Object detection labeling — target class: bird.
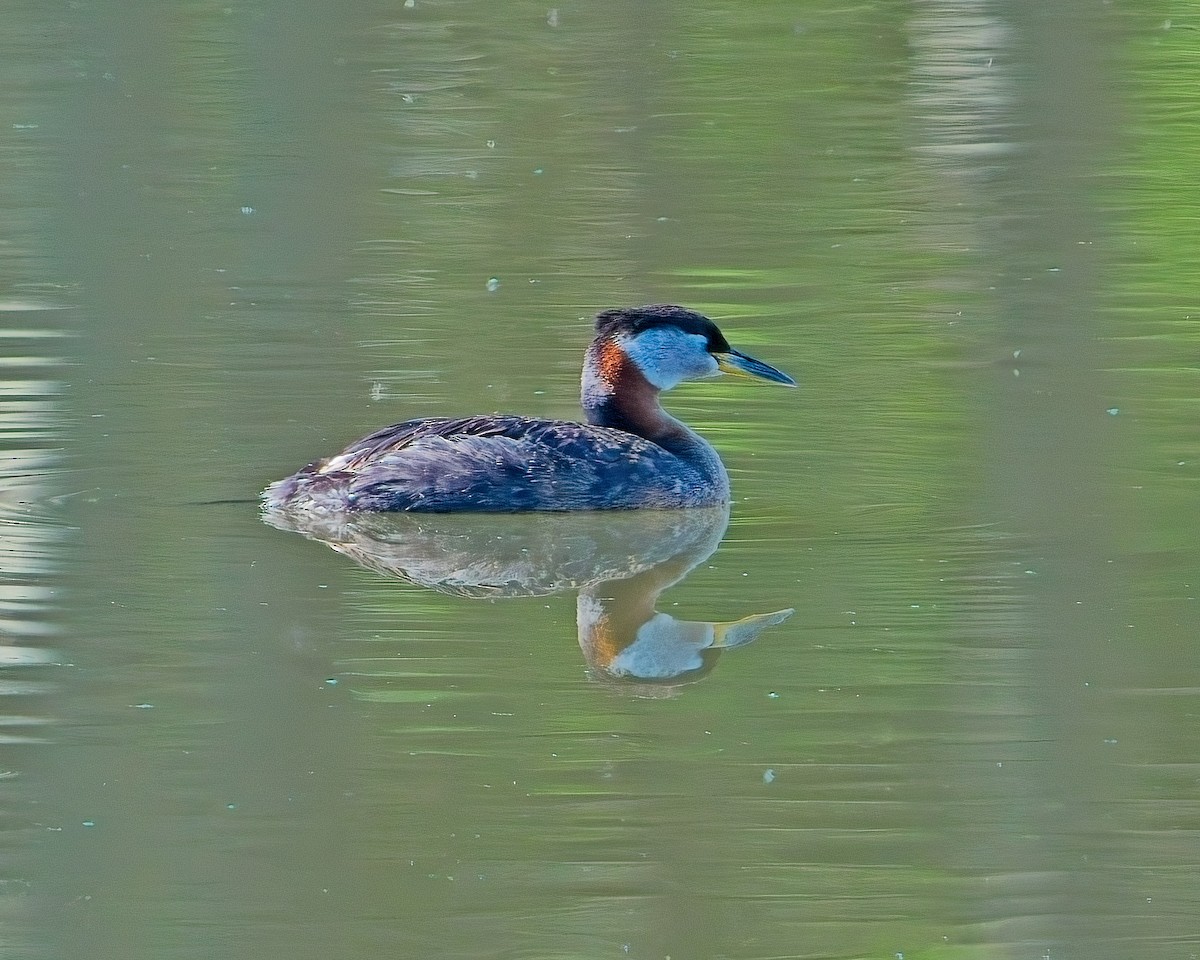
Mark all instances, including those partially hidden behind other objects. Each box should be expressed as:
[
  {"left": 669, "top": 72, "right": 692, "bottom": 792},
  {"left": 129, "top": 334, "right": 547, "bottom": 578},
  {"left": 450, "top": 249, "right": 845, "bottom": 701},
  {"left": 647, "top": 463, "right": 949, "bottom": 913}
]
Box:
[{"left": 262, "top": 304, "right": 795, "bottom": 513}]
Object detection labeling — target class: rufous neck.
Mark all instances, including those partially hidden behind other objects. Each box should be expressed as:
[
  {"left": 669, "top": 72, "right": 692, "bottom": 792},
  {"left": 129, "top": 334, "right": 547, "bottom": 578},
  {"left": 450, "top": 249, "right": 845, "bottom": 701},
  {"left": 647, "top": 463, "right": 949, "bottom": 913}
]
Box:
[{"left": 581, "top": 336, "right": 683, "bottom": 445}]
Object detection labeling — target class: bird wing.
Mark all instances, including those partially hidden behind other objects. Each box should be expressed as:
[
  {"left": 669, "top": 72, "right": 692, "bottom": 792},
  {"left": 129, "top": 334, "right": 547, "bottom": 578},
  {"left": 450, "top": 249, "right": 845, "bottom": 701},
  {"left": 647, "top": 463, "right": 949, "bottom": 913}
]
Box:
[{"left": 313, "top": 416, "right": 697, "bottom": 511}]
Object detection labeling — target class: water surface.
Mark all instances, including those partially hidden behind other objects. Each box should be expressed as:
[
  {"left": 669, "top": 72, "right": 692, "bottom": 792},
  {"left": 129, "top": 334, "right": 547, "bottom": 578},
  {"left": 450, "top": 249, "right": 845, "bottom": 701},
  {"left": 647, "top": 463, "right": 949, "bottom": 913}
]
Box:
[{"left": 1, "top": 2, "right": 1197, "bottom": 959}]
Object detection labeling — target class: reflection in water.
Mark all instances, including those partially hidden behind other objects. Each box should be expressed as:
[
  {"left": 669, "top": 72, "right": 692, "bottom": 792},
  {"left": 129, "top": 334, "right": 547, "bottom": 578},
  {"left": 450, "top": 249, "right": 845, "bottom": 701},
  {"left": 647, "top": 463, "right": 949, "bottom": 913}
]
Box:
[
  {"left": 263, "top": 505, "right": 792, "bottom": 690},
  {"left": 906, "top": 2, "right": 1014, "bottom": 171},
  {"left": 0, "top": 319, "right": 67, "bottom": 951},
  {"left": 0, "top": 323, "right": 68, "bottom": 739}
]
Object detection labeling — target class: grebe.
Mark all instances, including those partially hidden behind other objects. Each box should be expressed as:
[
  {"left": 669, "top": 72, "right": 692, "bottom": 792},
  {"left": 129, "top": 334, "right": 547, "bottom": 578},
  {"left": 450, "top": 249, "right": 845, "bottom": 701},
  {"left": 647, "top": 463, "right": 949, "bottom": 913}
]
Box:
[{"left": 263, "top": 304, "right": 795, "bottom": 513}]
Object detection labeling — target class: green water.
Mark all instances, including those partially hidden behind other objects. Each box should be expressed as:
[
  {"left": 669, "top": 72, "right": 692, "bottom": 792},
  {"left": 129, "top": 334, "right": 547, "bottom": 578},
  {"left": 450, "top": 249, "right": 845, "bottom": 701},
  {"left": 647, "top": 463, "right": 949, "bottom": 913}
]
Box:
[{"left": 1, "top": 1, "right": 1197, "bottom": 958}]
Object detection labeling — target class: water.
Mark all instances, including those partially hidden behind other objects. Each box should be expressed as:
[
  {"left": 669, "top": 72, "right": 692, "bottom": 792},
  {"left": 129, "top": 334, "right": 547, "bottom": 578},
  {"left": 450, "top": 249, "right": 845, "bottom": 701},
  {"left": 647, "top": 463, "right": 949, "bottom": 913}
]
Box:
[{"left": 2, "top": 1, "right": 1197, "bottom": 958}]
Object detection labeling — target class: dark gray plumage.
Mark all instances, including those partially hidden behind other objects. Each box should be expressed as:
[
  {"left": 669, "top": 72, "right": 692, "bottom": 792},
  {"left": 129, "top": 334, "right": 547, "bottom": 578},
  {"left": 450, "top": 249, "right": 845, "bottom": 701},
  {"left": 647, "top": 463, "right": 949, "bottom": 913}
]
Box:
[{"left": 265, "top": 415, "right": 718, "bottom": 512}]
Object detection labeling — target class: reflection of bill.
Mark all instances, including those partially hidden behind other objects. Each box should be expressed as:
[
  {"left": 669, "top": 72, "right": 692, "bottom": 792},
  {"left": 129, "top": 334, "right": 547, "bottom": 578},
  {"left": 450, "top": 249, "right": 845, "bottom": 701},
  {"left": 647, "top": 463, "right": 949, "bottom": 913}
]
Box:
[
  {"left": 263, "top": 505, "right": 792, "bottom": 690},
  {"left": 579, "top": 595, "right": 792, "bottom": 687}
]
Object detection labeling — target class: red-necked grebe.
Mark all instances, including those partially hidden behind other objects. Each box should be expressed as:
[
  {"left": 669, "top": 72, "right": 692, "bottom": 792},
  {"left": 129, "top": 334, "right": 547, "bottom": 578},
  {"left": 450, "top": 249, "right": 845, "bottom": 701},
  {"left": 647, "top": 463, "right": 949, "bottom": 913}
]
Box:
[{"left": 263, "top": 304, "right": 795, "bottom": 512}]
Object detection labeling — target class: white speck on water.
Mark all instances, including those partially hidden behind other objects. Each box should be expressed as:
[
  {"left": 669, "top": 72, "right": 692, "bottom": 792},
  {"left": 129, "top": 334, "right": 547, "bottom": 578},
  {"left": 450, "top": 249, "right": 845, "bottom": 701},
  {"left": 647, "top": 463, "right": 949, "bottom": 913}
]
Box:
[
  {"left": 404, "top": 0, "right": 414, "bottom": 7},
  {"left": 82, "top": 820, "right": 95, "bottom": 828},
  {"left": 486, "top": 139, "right": 495, "bottom": 149},
  {"left": 1106, "top": 407, "right": 1119, "bottom": 416},
  {"left": 1103, "top": 738, "right": 1118, "bottom": 745},
  {"left": 763, "top": 768, "right": 776, "bottom": 784},
  {"left": 1012, "top": 349, "right": 1021, "bottom": 359},
  {"left": 240, "top": 205, "right": 254, "bottom": 215},
  {"left": 767, "top": 691, "right": 779, "bottom": 699},
  {"left": 324, "top": 678, "right": 337, "bottom": 686},
  {"left": 131, "top": 703, "right": 154, "bottom": 709},
  {"left": 485, "top": 277, "right": 500, "bottom": 292},
  {"left": 547, "top": 8, "right": 559, "bottom": 27}
]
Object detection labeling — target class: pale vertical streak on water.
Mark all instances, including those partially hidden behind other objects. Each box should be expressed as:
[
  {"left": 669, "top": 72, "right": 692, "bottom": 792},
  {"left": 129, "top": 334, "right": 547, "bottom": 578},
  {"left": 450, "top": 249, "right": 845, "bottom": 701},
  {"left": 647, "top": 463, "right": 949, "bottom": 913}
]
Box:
[
  {"left": 904, "top": 3, "right": 1047, "bottom": 951},
  {"left": 909, "top": 2, "right": 1194, "bottom": 957}
]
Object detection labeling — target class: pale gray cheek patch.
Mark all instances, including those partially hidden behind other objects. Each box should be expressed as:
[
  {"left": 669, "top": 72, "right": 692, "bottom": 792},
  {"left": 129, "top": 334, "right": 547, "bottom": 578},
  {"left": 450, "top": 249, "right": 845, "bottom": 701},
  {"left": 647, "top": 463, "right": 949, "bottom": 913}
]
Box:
[{"left": 619, "top": 330, "right": 718, "bottom": 390}]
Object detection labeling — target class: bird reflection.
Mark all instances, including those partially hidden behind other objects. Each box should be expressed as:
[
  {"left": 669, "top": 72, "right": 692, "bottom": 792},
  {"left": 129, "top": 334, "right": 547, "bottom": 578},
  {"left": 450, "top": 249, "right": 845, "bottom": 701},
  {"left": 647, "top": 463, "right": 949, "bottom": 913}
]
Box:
[{"left": 263, "top": 505, "right": 792, "bottom": 690}]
